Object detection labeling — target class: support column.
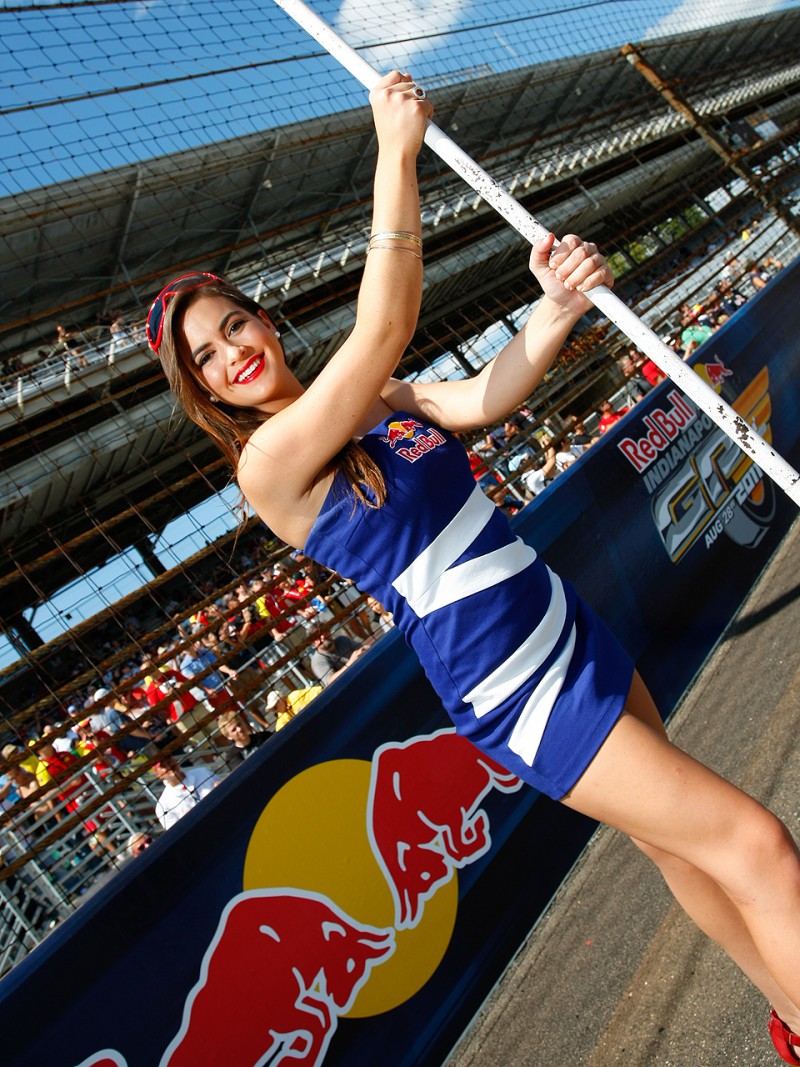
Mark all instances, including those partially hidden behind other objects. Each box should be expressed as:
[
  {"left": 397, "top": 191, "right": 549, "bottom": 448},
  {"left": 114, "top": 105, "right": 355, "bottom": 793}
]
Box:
[
  {"left": 452, "top": 347, "right": 480, "bottom": 378},
  {"left": 138, "top": 538, "right": 167, "bottom": 578},
  {"left": 4, "top": 613, "right": 44, "bottom": 655},
  {"left": 621, "top": 43, "right": 800, "bottom": 238},
  {"left": 688, "top": 193, "right": 726, "bottom": 232}
]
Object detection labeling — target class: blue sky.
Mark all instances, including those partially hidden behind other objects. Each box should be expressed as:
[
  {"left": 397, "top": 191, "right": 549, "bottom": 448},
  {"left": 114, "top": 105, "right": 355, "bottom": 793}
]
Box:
[
  {"left": 2, "top": 0, "right": 797, "bottom": 196},
  {"left": 1, "top": 0, "right": 798, "bottom": 667}
]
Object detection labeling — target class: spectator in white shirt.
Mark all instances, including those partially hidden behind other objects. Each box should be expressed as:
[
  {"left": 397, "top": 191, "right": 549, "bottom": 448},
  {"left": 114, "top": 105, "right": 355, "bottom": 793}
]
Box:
[{"left": 152, "top": 756, "right": 220, "bottom": 831}]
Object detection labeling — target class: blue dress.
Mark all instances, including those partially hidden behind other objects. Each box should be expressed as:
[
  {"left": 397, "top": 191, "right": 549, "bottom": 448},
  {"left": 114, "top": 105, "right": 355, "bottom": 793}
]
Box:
[{"left": 304, "top": 412, "right": 633, "bottom": 799}]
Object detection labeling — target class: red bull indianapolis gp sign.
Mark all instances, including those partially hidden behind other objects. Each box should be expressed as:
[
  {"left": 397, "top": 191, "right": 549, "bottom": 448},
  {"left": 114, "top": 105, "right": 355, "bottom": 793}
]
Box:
[{"left": 616, "top": 363, "right": 776, "bottom": 562}]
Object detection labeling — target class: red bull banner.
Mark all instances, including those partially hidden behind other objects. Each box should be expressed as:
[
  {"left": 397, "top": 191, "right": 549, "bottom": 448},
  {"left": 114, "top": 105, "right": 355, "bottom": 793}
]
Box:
[
  {"left": 515, "top": 259, "right": 800, "bottom": 711},
  {"left": 2, "top": 261, "right": 800, "bottom": 1067},
  {"left": 0, "top": 659, "right": 587, "bottom": 1067}
]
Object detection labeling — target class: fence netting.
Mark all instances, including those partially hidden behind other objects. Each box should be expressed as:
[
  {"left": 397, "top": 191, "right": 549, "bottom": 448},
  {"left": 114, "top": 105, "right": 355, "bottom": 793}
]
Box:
[{"left": 1, "top": 0, "right": 800, "bottom": 975}]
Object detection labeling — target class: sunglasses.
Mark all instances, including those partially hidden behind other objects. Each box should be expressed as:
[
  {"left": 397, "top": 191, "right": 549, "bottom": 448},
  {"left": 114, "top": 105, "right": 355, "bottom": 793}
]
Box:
[{"left": 145, "top": 272, "right": 223, "bottom": 355}]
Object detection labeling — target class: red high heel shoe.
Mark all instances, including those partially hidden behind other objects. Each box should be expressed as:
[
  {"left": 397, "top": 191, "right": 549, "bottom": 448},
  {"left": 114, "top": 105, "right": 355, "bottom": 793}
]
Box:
[{"left": 769, "top": 1010, "right": 800, "bottom": 1065}]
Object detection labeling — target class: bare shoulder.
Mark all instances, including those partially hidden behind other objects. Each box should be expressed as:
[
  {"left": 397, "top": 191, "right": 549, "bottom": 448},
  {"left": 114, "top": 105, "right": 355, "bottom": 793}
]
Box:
[
  {"left": 237, "top": 431, "right": 333, "bottom": 550},
  {"left": 236, "top": 408, "right": 312, "bottom": 520},
  {"left": 237, "top": 432, "right": 282, "bottom": 501}
]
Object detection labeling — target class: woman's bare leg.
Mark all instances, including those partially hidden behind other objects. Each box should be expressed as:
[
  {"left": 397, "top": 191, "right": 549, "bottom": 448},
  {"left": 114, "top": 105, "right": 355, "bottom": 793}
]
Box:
[
  {"left": 636, "top": 844, "right": 800, "bottom": 1025},
  {"left": 561, "top": 670, "right": 800, "bottom": 1033}
]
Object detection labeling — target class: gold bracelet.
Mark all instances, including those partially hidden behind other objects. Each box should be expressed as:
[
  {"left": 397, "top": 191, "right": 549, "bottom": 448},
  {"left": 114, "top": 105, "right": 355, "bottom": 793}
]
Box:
[
  {"left": 368, "top": 230, "right": 422, "bottom": 248},
  {"left": 367, "top": 245, "right": 423, "bottom": 260}
]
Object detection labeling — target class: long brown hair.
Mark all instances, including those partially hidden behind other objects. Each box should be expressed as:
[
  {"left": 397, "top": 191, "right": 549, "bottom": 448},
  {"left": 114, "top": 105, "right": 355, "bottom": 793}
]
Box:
[{"left": 156, "top": 279, "right": 386, "bottom": 508}]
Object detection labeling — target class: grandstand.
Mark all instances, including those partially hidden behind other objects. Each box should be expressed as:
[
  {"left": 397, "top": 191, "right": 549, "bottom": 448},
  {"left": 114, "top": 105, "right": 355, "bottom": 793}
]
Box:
[{"left": 1, "top": 0, "right": 800, "bottom": 975}]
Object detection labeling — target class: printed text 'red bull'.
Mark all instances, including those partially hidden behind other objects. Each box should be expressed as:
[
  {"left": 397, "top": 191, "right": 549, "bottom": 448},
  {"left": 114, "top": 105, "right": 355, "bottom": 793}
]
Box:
[
  {"left": 395, "top": 427, "right": 447, "bottom": 464},
  {"left": 616, "top": 391, "right": 696, "bottom": 473}
]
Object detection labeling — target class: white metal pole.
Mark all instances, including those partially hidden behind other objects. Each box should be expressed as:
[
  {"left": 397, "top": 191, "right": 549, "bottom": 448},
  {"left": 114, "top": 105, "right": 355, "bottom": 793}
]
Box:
[{"left": 271, "top": 0, "right": 800, "bottom": 507}]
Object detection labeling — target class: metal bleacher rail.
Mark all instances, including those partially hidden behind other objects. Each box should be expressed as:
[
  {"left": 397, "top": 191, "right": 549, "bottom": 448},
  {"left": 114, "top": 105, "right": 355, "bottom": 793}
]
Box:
[{"left": 0, "top": 586, "right": 388, "bottom": 979}]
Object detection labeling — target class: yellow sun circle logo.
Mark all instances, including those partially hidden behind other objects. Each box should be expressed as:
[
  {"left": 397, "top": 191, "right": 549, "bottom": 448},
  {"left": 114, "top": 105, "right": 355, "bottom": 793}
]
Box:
[{"left": 243, "top": 758, "right": 459, "bottom": 1016}]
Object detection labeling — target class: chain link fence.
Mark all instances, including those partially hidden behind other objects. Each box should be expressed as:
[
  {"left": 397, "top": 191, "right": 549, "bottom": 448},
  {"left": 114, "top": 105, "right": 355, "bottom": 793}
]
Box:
[{"left": 1, "top": 0, "right": 800, "bottom": 974}]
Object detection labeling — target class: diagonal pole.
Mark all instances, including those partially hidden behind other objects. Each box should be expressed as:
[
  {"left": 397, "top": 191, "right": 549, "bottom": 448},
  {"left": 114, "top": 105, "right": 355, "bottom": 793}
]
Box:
[{"left": 271, "top": 0, "right": 800, "bottom": 506}]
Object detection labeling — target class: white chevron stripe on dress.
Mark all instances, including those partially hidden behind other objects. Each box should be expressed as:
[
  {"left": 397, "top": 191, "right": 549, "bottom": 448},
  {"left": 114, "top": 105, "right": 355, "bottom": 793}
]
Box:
[
  {"left": 508, "top": 623, "right": 577, "bottom": 766},
  {"left": 463, "top": 566, "right": 567, "bottom": 718},
  {"left": 391, "top": 482, "right": 495, "bottom": 610},
  {"left": 405, "top": 538, "right": 536, "bottom": 618}
]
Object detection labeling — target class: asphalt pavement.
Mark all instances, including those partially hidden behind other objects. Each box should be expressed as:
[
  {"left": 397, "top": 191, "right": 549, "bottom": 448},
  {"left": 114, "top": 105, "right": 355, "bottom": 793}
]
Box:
[{"left": 446, "top": 515, "right": 800, "bottom": 1067}]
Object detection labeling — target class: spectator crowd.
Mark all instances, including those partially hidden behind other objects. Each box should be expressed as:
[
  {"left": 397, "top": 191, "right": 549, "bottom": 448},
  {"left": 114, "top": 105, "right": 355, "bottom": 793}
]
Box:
[
  {"left": 0, "top": 238, "right": 786, "bottom": 928},
  {"left": 1, "top": 551, "right": 392, "bottom": 874}
]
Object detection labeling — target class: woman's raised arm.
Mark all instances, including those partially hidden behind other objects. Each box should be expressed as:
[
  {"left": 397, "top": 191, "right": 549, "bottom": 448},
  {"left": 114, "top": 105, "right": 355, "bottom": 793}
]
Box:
[
  {"left": 239, "top": 72, "right": 433, "bottom": 502},
  {"left": 382, "top": 233, "right": 613, "bottom": 431}
]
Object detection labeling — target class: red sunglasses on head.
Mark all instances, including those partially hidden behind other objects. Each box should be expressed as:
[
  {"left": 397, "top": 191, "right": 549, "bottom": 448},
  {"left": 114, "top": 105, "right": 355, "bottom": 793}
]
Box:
[{"left": 146, "top": 272, "right": 224, "bottom": 355}]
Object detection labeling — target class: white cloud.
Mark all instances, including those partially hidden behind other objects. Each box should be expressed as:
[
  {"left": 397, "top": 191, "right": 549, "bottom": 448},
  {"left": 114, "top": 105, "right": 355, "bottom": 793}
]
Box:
[
  {"left": 334, "top": 0, "right": 471, "bottom": 68},
  {"left": 133, "top": 0, "right": 160, "bottom": 20},
  {"left": 645, "top": 0, "right": 785, "bottom": 38}
]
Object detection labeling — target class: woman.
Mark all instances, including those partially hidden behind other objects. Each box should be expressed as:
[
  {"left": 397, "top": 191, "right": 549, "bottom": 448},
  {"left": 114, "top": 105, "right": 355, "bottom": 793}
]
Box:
[{"left": 151, "top": 72, "right": 800, "bottom": 1063}]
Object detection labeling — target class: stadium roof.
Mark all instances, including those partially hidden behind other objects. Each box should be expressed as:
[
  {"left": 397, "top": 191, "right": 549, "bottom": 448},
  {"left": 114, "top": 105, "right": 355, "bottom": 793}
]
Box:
[
  {"left": 2, "top": 9, "right": 800, "bottom": 624},
  {"left": 3, "top": 8, "right": 799, "bottom": 360}
]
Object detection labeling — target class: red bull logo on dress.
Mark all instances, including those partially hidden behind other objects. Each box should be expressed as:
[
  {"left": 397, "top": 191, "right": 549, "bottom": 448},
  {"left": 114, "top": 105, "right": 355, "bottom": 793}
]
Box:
[
  {"left": 75, "top": 728, "right": 521, "bottom": 1067},
  {"left": 616, "top": 365, "right": 776, "bottom": 562},
  {"left": 380, "top": 418, "right": 447, "bottom": 463},
  {"left": 380, "top": 417, "right": 423, "bottom": 447}
]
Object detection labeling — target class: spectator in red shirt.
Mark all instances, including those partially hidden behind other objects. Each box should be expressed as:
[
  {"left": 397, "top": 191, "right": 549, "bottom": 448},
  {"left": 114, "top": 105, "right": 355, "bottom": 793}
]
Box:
[
  {"left": 37, "top": 741, "right": 113, "bottom": 853},
  {"left": 639, "top": 358, "right": 665, "bottom": 387},
  {"left": 253, "top": 577, "right": 308, "bottom": 655},
  {"left": 626, "top": 346, "right": 665, "bottom": 388},
  {"left": 597, "top": 399, "right": 629, "bottom": 434},
  {"left": 272, "top": 562, "right": 333, "bottom": 629},
  {"left": 253, "top": 584, "right": 294, "bottom": 639},
  {"left": 141, "top": 659, "right": 199, "bottom": 725},
  {"left": 141, "top": 658, "right": 216, "bottom": 751},
  {"left": 74, "top": 721, "right": 128, "bottom": 776}
]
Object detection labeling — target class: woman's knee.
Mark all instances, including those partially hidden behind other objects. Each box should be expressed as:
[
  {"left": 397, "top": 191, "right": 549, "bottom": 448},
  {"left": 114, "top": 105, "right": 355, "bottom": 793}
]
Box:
[
  {"left": 737, "top": 803, "right": 795, "bottom": 859},
  {"left": 632, "top": 802, "right": 799, "bottom": 893},
  {"left": 722, "top": 804, "right": 800, "bottom": 900}
]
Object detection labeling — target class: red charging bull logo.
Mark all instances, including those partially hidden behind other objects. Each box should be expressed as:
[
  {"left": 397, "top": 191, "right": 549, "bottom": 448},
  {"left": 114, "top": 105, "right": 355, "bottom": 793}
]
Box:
[
  {"left": 380, "top": 418, "right": 423, "bottom": 447},
  {"left": 76, "top": 728, "right": 523, "bottom": 1067},
  {"left": 703, "top": 355, "right": 734, "bottom": 389},
  {"left": 367, "top": 729, "right": 522, "bottom": 929},
  {"left": 161, "top": 890, "right": 394, "bottom": 1067}
]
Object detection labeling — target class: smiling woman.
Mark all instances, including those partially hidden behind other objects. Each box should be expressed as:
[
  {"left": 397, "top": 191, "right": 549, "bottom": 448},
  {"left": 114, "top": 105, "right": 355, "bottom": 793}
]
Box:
[
  {"left": 152, "top": 277, "right": 288, "bottom": 455},
  {"left": 182, "top": 296, "right": 294, "bottom": 407},
  {"left": 154, "top": 273, "right": 389, "bottom": 519},
  {"left": 149, "top": 69, "right": 800, "bottom": 1065}
]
